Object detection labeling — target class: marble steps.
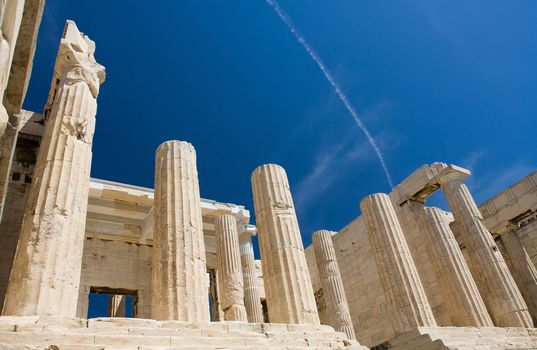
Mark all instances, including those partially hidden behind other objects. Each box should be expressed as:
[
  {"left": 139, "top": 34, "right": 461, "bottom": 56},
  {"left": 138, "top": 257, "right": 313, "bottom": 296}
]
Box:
[
  {"left": 0, "top": 316, "right": 366, "bottom": 350},
  {"left": 371, "top": 326, "right": 537, "bottom": 350}
]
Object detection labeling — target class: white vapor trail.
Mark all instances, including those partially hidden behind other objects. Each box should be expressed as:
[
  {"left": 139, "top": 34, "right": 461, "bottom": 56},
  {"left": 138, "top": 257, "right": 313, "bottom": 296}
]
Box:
[{"left": 265, "top": 0, "right": 394, "bottom": 189}]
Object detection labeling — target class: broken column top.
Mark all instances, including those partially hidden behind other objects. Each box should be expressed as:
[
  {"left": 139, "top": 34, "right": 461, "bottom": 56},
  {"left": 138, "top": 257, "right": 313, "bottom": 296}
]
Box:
[
  {"left": 390, "top": 163, "right": 471, "bottom": 205},
  {"left": 51, "top": 20, "right": 106, "bottom": 100}
]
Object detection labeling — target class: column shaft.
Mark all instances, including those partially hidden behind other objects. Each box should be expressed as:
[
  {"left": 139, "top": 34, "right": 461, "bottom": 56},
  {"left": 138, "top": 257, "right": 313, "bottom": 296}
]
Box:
[
  {"left": 441, "top": 175, "right": 533, "bottom": 327},
  {"left": 239, "top": 234, "right": 264, "bottom": 323},
  {"left": 251, "top": 164, "right": 319, "bottom": 325},
  {"left": 215, "top": 214, "right": 248, "bottom": 322},
  {"left": 360, "top": 193, "right": 436, "bottom": 332},
  {"left": 151, "top": 141, "right": 209, "bottom": 321},
  {"left": 108, "top": 295, "right": 126, "bottom": 317},
  {"left": 500, "top": 230, "right": 537, "bottom": 323},
  {"left": 421, "top": 207, "right": 493, "bottom": 326},
  {"left": 2, "top": 22, "right": 104, "bottom": 317},
  {"left": 312, "top": 230, "right": 356, "bottom": 340}
]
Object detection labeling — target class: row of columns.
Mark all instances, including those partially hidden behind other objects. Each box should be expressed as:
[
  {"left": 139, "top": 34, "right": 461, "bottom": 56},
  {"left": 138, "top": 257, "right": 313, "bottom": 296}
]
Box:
[
  {"left": 356, "top": 167, "right": 535, "bottom": 334},
  {"left": 1, "top": 33, "right": 533, "bottom": 333}
]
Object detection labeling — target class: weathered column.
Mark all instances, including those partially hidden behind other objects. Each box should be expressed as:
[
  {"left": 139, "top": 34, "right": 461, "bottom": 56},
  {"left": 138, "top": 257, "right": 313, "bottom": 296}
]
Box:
[
  {"left": 360, "top": 193, "right": 436, "bottom": 332},
  {"left": 312, "top": 230, "right": 356, "bottom": 340},
  {"left": 251, "top": 164, "right": 319, "bottom": 325},
  {"left": 239, "top": 230, "right": 264, "bottom": 323},
  {"left": 151, "top": 140, "right": 210, "bottom": 321},
  {"left": 439, "top": 169, "right": 533, "bottom": 327},
  {"left": 2, "top": 21, "right": 105, "bottom": 317},
  {"left": 215, "top": 213, "right": 248, "bottom": 322},
  {"left": 421, "top": 207, "right": 493, "bottom": 326},
  {"left": 500, "top": 230, "right": 537, "bottom": 323}
]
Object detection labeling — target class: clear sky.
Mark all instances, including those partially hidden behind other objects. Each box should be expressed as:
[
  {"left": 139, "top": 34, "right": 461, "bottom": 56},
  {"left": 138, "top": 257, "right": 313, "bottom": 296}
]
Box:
[{"left": 24, "top": 1, "right": 537, "bottom": 252}]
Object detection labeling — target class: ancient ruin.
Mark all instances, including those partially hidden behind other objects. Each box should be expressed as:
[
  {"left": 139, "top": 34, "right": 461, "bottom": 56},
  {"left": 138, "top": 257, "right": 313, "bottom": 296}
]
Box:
[{"left": 0, "top": 3, "right": 536, "bottom": 349}]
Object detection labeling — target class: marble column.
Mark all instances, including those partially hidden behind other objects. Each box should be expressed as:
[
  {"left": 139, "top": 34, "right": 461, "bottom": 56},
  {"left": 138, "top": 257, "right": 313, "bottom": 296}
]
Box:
[
  {"left": 151, "top": 140, "right": 210, "bottom": 321},
  {"left": 239, "top": 231, "right": 264, "bottom": 323},
  {"left": 215, "top": 213, "right": 248, "bottom": 322},
  {"left": 421, "top": 207, "right": 493, "bottom": 326},
  {"left": 312, "top": 230, "right": 356, "bottom": 340},
  {"left": 360, "top": 193, "right": 436, "bottom": 332},
  {"left": 500, "top": 230, "right": 537, "bottom": 323},
  {"left": 439, "top": 171, "right": 533, "bottom": 327},
  {"left": 2, "top": 21, "right": 105, "bottom": 317},
  {"left": 251, "top": 164, "right": 319, "bottom": 325},
  {"left": 108, "top": 295, "right": 126, "bottom": 317}
]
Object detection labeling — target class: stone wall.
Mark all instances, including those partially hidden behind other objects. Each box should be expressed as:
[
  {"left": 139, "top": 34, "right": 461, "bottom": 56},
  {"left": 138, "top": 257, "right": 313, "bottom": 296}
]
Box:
[{"left": 77, "top": 238, "right": 153, "bottom": 319}]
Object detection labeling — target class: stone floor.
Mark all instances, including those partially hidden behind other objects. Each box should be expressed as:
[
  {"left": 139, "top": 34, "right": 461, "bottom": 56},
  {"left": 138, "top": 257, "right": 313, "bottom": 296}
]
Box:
[
  {"left": 371, "top": 326, "right": 537, "bottom": 350},
  {"left": 0, "top": 316, "right": 367, "bottom": 350}
]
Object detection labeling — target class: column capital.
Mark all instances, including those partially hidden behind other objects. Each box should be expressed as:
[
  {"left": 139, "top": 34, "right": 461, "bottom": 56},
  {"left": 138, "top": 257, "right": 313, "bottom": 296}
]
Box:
[
  {"left": 55, "top": 21, "right": 105, "bottom": 98},
  {"left": 239, "top": 224, "right": 257, "bottom": 239},
  {"left": 432, "top": 164, "right": 471, "bottom": 186}
]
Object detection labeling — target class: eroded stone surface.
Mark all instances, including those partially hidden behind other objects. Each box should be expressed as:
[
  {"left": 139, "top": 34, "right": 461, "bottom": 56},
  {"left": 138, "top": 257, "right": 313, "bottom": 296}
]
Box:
[
  {"left": 215, "top": 213, "right": 247, "bottom": 322},
  {"left": 360, "top": 193, "right": 436, "bottom": 332},
  {"left": 2, "top": 21, "right": 105, "bottom": 317},
  {"left": 152, "top": 141, "right": 210, "bottom": 322},
  {"left": 439, "top": 169, "right": 533, "bottom": 327},
  {"left": 313, "top": 230, "right": 356, "bottom": 340},
  {"left": 251, "top": 164, "right": 320, "bottom": 325},
  {"left": 421, "top": 207, "right": 493, "bottom": 327},
  {"left": 239, "top": 231, "right": 264, "bottom": 323}
]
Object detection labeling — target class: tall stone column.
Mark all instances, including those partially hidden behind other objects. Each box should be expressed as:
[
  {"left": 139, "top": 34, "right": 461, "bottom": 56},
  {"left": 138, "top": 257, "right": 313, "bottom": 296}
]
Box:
[
  {"left": 421, "top": 207, "right": 493, "bottom": 326},
  {"left": 2, "top": 21, "right": 105, "bottom": 317},
  {"left": 500, "top": 230, "right": 537, "bottom": 323},
  {"left": 215, "top": 213, "right": 248, "bottom": 322},
  {"left": 239, "top": 231, "right": 264, "bottom": 323},
  {"left": 312, "top": 230, "right": 356, "bottom": 340},
  {"left": 439, "top": 171, "right": 533, "bottom": 327},
  {"left": 360, "top": 193, "right": 436, "bottom": 332},
  {"left": 151, "top": 140, "right": 210, "bottom": 322},
  {"left": 251, "top": 164, "right": 319, "bottom": 325}
]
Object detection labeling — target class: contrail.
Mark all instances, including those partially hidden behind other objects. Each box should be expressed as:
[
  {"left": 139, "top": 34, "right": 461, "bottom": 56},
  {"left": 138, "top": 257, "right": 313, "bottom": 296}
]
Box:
[{"left": 265, "top": 0, "right": 394, "bottom": 189}]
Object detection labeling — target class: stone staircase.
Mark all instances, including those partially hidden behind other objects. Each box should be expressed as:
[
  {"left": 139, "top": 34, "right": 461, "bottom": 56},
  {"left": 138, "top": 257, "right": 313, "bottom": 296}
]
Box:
[
  {"left": 0, "top": 316, "right": 368, "bottom": 350},
  {"left": 371, "top": 326, "right": 537, "bottom": 350}
]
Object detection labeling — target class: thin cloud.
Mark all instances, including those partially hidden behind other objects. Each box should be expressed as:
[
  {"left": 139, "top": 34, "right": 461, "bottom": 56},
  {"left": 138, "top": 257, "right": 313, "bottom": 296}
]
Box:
[
  {"left": 294, "top": 135, "right": 372, "bottom": 215},
  {"left": 472, "top": 161, "right": 535, "bottom": 205}
]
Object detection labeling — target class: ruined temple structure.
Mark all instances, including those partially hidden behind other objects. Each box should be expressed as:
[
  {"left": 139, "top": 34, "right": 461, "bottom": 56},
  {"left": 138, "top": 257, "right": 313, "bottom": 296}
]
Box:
[{"left": 0, "top": 5, "right": 536, "bottom": 350}]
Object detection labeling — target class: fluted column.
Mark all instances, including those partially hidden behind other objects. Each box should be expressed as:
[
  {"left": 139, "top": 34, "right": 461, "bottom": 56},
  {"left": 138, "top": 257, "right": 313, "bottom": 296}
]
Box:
[
  {"left": 251, "top": 164, "right": 319, "bottom": 325},
  {"left": 239, "top": 231, "right": 264, "bottom": 323},
  {"left": 2, "top": 21, "right": 105, "bottom": 317},
  {"left": 421, "top": 207, "right": 493, "bottom": 326},
  {"left": 360, "top": 193, "right": 436, "bottom": 332},
  {"left": 108, "top": 295, "right": 126, "bottom": 317},
  {"left": 440, "top": 172, "right": 533, "bottom": 327},
  {"left": 215, "top": 213, "right": 248, "bottom": 322},
  {"left": 500, "top": 230, "right": 537, "bottom": 323},
  {"left": 151, "top": 140, "right": 210, "bottom": 321},
  {"left": 312, "top": 230, "right": 356, "bottom": 339}
]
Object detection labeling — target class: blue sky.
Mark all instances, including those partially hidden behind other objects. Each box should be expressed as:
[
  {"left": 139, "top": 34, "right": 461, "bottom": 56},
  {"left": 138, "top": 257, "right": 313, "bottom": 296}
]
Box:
[{"left": 24, "top": 1, "right": 537, "bottom": 251}]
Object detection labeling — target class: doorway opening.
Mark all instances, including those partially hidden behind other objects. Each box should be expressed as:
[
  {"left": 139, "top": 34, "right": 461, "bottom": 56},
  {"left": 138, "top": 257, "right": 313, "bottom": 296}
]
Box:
[{"left": 88, "top": 287, "right": 138, "bottom": 318}]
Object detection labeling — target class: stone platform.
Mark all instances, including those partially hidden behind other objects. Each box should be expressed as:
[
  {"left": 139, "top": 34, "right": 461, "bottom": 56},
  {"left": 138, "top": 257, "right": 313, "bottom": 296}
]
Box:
[
  {"left": 371, "top": 326, "right": 537, "bottom": 350},
  {"left": 0, "top": 316, "right": 367, "bottom": 350}
]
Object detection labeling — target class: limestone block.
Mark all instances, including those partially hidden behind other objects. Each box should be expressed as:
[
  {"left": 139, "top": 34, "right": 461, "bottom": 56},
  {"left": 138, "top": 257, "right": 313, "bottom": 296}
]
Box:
[
  {"left": 215, "top": 213, "right": 248, "bottom": 322},
  {"left": 313, "top": 230, "right": 356, "bottom": 340},
  {"left": 2, "top": 21, "right": 105, "bottom": 317},
  {"left": 360, "top": 193, "right": 436, "bottom": 332},
  {"left": 421, "top": 207, "right": 493, "bottom": 326},
  {"left": 251, "top": 164, "right": 319, "bottom": 325},
  {"left": 151, "top": 140, "right": 210, "bottom": 322},
  {"left": 439, "top": 170, "right": 533, "bottom": 327}
]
